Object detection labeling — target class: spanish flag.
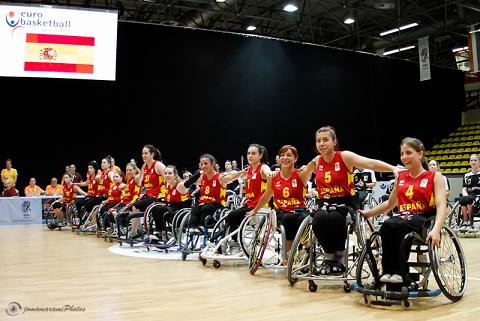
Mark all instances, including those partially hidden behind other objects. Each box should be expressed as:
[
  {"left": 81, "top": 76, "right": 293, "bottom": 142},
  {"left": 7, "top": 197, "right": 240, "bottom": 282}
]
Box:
[{"left": 24, "top": 33, "right": 95, "bottom": 74}]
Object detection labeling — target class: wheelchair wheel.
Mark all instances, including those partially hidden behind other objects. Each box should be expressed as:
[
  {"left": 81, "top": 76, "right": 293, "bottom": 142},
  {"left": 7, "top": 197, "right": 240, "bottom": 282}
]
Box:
[
  {"left": 445, "top": 201, "right": 462, "bottom": 229},
  {"left": 238, "top": 215, "right": 259, "bottom": 258},
  {"left": 430, "top": 226, "right": 467, "bottom": 302},
  {"left": 356, "top": 232, "right": 382, "bottom": 290},
  {"left": 287, "top": 216, "right": 313, "bottom": 285},
  {"left": 354, "top": 212, "right": 375, "bottom": 251},
  {"left": 249, "top": 214, "right": 272, "bottom": 275}
]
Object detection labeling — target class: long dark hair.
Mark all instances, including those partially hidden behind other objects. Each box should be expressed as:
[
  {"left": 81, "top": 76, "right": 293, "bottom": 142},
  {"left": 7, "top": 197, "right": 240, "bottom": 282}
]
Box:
[
  {"left": 144, "top": 144, "right": 162, "bottom": 161},
  {"left": 316, "top": 126, "right": 339, "bottom": 151},
  {"left": 401, "top": 137, "right": 428, "bottom": 170},
  {"left": 249, "top": 143, "right": 269, "bottom": 164}
]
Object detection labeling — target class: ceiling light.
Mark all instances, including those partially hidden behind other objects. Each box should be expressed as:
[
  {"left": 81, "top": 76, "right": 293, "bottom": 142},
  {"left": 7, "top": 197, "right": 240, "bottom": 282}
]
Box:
[
  {"left": 380, "top": 22, "right": 419, "bottom": 36},
  {"left": 383, "top": 45, "right": 415, "bottom": 56},
  {"left": 344, "top": 17, "right": 355, "bottom": 24},
  {"left": 216, "top": 0, "right": 227, "bottom": 3},
  {"left": 246, "top": 25, "right": 256, "bottom": 31},
  {"left": 283, "top": 4, "right": 298, "bottom": 12},
  {"left": 452, "top": 46, "right": 469, "bottom": 53}
]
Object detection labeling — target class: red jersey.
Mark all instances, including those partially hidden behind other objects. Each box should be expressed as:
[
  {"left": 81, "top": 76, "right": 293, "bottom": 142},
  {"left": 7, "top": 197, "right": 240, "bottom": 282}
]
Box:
[
  {"left": 199, "top": 172, "right": 226, "bottom": 206},
  {"left": 107, "top": 182, "right": 122, "bottom": 204},
  {"left": 2, "top": 187, "right": 17, "bottom": 197},
  {"left": 63, "top": 183, "right": 76, "bottom": 204},
  {"left": 397, "top": 170, "right": 436, "bottom": 214},
  {"left": 143, "top": 160, "right": 164, "bottom": 198},
  {"left": 97, "top": 169, "right": 113, "bottom": 196},
  {"left": 165, "top": 183, "right": 190, "bottom": 204},
  {"left": 272, "top": 169, "right": 306, "bottom": 213},
  {"left": 121, "top": 178, "right": 141, "bottom": 205},
  {"left": 86, "top": 174, "right": 99, "bottom": 197},
  {"left": 315, "top": 151, "right": 355, "bottom": 199},
  {"left": 245, "top": 164, "right": 267, "bottom": 208}
]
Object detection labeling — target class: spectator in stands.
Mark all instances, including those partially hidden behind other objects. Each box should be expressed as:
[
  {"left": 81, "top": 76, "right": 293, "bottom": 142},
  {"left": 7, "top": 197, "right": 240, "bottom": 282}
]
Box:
[
  {"left": 2, "top": 178, "right": 18, "bottom": 197},
  {"left": 69, "top": 164, "right": 83, "bottom": 184},
  {"left": 1, "top": 159, "right": 18, "bottom": 188},
  {"left": 428, "top": 159, "right": 451, "bottom": 199},
  {"left": 353, "top": 168, "right": 377, "bottom": 206},
  {"left": 458, "top": 154, "right": 480, "bottom": 231},
  {"left": 232, "top": 160, "right": 240, "bottom": 171},
  {"left": 107, "top": 155, "right": 121, "bottom": 173},
  {"left": 45, "top": 177, "right": 63, "bottom": 196},
  {"left": 24, "top": 178, "right": 44, "bottom": 196},
  {"left": 224, "top": 160, "right": 240, "bottom": 192}
]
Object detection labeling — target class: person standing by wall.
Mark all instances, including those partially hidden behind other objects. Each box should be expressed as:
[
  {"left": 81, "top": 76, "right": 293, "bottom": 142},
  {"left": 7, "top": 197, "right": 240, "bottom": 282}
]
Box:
[{"left": 1, "top": 159, "right": 17, "bottom": 189}]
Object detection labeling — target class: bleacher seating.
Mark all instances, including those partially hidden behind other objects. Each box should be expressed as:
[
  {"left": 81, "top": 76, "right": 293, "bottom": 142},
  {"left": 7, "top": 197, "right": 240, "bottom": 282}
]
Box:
[{"left": 426, "top": 121, "right": 480, "bottom": 174}]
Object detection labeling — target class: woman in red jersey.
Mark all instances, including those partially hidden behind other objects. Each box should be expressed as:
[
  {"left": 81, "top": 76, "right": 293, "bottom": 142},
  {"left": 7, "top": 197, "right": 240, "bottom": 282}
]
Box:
[
  {"left": 127, "top": 144, "right": 166, "bottom": 238},
  {"left": 225, "top": 144, "right": 271, "bottom": 237},
  {"left": 147, "top": 165, "right": 191, "bottom": 243},
  {"left": 107, "top": 162, "right": 142, "bottom": 234},
  {"left": 52, "top": 173, "right": 87, "bottom": 226},
  {"left": 305, "top": 126, "right": 396, "bottom": 275},
  {"left": 75, "top": 161, "right": 100, "bottom": 220},
  {"left": 180, "top": 154, "right": 239, "bottom": 228},
  {"left": 362, "top": 137, "right": 446, "bottom": 285},
  {"left": 97, "top": 171, "right": 124, "bottom": 232},
  {"left": 247, "top": 145, "right": 311, "bottom": 254}
]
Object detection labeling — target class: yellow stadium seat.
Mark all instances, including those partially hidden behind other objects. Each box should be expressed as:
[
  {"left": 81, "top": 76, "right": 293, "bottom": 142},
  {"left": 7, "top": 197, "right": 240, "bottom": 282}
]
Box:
[
  {"left": 449, "top": 155, "right": 456, "bottom": 160},
  {"left": 444, "top": 168, "right": 452, "bottom": 173},
  {"left": 452, "top": 168, "right": 460, "bottom": 173},
  {"left": 466, "top": 148, "right": 472, "bottom": 153},
  {"left": 461, "top": 161, "right": 469, "bottom": 166},
  {"left": 457, "top": 147, "right": 465, "bottom": 153},
  {"left": 454, "top": 161, "right": 461, "bottom": 166},
  {"left": 446, "top": 161, "right": 454, "bottom": 167},
  {"left": 460, "top": 167, "right": 468, "bottom": 173}
]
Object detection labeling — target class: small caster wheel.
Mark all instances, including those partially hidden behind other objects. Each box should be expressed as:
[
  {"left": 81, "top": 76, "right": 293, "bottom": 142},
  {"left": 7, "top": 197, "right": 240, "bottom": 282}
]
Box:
[
  {"left": 182, "top": 252, "right": 187, "bottom": 261},
  {"left": 343, "top": 283, "right": 351, "bottom": 293},
  {"left": 146, "top": 246, "right": 150, "bottom": 252},
  {"left": 401, "top": 299, "right": 411, "bottom": 309},
  {"left": 213, "top": 260, "right": 221, "bottom": 269},
  {"left": 201, "top": 258, "right": 207, "bottom": 266},
  {"left": 309, "top": 280, "right": 317, "bottom": 292},
  {"left": 363, "top": 295, "right": 371, "bottom": 307},
  {"left": 119, "top": 241, "right": 123, "bottom": 246}
]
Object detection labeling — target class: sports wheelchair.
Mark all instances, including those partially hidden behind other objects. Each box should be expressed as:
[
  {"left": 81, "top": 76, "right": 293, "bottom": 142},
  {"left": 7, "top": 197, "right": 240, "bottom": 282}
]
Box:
[
  {"left": 447, "top": 197, "right": 479, "bottom": 235},
  {"left": 353, "top": 219, "right": 467, "bottom": 308},
  {"left": 244, "top": 208, "right": 290, "bottom": 275},
  {"left": 287, "top": 207, "right": 373, "bottom": 292},
  {"left": 45, "top": 200, "right": 77, "bottom": 230}
]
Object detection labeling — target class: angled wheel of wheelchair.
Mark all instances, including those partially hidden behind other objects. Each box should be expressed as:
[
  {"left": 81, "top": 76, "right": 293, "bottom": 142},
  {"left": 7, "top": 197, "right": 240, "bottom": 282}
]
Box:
[
  {"left": 429, "top": 226, "right": 467, "bottom": 302},
  {"left": 45, "top": 203, "right": 59, "bottom": 229},
  {"left": 172, "top": 208, "right": 190, "bottom": 243},
  {"left": 446, "top": 201, "right": 462, "bottom": 229},
  {"left": 238, "top": 214, "right": 260, "bottom": 258},
  {"left": 287, "top": 215, "right": 314, "bottom": 286},
  {"left": 355, "top": 232, "right": 382, "bottom": 290},
  {"left": 354, "top": 212, "right": 375, "bottom": 251},
  {"left": 249, "top": 214, "right": 272, "bottom": 275}
]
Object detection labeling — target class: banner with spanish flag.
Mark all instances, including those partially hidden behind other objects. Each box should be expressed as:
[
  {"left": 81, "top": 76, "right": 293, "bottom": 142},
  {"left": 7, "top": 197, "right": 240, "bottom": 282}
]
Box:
[{"left": 24, "top": 33, "right": 95, "bottom": 74}]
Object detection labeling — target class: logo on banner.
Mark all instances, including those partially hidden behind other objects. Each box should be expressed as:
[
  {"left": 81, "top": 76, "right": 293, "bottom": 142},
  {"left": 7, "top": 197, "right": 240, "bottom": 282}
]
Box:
[
  {"left": 421, "top": 47, "right": 429, "bottom": 62},
  {"left": 5, "top": 11, "right": 19, "bottom": 27},
  {"left": 22, "top": 201, "right": 31, "bottom": 218}
]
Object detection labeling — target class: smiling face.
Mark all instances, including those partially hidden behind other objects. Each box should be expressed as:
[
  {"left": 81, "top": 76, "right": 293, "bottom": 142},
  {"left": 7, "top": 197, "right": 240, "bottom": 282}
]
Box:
[
  {"left": 316, "top": 130, "right": 336, "bottom": 156},
  {"left": 112, "top": 172, "right": 122, "bottom": 184},
  {"left": 400, "top": 144, "right": 423, "bottom": 170},
  {"left": 200, "top": 157, "right": 214, "bottom": 174},
  {"left": 278, "top": 147, "right": 297, "bottom": 170},
  {"left": 164, "top": 167, "right": 175, "bottom": 183},
  {"left": 142, "top": 147, "right": 153, "bottom": 163}
]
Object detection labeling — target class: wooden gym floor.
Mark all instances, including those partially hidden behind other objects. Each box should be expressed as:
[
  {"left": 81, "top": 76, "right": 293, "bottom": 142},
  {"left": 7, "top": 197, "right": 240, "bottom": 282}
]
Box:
[{"left": 0, "top": 224, "right": 478, "bottom": 321}]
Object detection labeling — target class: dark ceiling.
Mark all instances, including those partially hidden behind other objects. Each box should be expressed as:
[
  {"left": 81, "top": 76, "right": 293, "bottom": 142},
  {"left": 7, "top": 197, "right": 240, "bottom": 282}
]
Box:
[{"left": 7, "top": 0, "right": 480, "bottom": 69}]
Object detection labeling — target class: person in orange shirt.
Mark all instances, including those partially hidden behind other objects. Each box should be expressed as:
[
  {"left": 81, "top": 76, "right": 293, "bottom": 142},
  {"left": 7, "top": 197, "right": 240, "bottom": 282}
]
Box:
[
  {"left": 24, "top": 177, "right": 44, "bottom": 196},
  {"left": 45, "top": 177, "right": 63, "bottom": 196}
]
